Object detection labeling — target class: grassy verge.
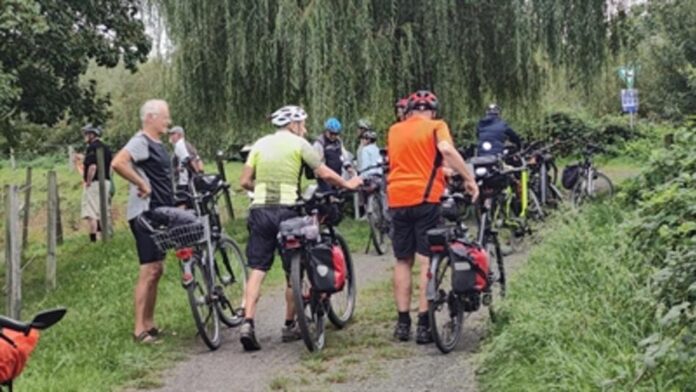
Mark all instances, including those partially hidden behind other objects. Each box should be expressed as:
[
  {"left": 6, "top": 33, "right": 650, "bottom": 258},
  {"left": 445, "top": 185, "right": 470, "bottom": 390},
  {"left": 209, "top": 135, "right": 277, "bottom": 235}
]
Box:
[{"left": 478, "top": 204, "right": 655, "bottom": 391}]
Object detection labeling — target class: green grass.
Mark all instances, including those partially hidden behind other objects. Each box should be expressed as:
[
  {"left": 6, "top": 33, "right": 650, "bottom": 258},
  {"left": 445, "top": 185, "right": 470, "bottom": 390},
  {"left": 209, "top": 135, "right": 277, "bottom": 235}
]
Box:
[{"left": 478, "top": 203, "right": 657, "bottom": 391}]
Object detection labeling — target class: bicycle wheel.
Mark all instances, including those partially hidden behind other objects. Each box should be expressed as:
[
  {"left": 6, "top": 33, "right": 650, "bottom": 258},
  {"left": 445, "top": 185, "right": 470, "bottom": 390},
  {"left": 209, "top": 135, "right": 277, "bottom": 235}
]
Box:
[
  {"left": 589, "top": 171, "right": 614, "bottom": 200},
  {"left": 527, "top": 188, "right": 545, "bottom": 221},
  {"left": 367, "top": 195, "right": 388, "bottom": 255},
  {"left": 484, "top": 234, "right": 506, "bottom": 322},
  {"left": 428, "top": 254, "right": 463, "bottom": 354},
  {"left": 290, "top": 253, "right": 325, "bottom": 352},
  {"left": 213, "top": 235, "right": 248, "bottom": 328},
  {"left": 186, "top": 259, "right": 221, "bottom": 350},
  {"left": 328, "top": 233, "right": 356, "bottom": 328}
]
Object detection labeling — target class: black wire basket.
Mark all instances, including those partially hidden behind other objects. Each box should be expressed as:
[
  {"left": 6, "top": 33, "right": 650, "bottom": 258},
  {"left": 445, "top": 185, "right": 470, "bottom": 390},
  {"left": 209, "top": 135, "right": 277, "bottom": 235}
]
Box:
[{"left": 151, "top": 222, "right": 206, "bottom": 253}]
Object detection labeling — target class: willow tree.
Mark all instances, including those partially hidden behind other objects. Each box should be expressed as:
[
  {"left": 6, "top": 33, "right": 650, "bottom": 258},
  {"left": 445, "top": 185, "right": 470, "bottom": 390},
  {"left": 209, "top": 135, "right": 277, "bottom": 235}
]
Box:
[{"left": 153, "top": 0, "right": 611, "bottom": 152}]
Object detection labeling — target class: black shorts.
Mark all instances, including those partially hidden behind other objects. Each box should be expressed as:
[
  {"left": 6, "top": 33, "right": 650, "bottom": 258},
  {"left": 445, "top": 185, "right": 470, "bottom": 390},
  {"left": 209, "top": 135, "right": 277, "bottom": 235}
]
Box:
[
  {"left": 390, "top": 203, "right": 441, "bottom": 259},
  {"left": 129, "top": 218, "right": 166, "bottom": 264},
  {"left": 246, "top": 207, "right": 298, "bottom": 272}
]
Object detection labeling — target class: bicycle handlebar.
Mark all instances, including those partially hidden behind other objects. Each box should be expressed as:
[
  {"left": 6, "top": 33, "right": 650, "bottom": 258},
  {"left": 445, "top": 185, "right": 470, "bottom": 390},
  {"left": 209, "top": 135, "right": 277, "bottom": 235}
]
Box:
[{"left": 0, "top": 317, "right": 30, "bottom": 334}]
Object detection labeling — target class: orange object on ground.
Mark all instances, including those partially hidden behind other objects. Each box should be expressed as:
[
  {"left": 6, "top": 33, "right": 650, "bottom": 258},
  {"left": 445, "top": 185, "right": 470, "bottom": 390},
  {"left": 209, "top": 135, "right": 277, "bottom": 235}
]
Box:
[
  {"left": 0, "top": 329, "right": 39, "bottom": 383},
  {"left": 387, "top": 116, "right": 454, "bottom": 208}
]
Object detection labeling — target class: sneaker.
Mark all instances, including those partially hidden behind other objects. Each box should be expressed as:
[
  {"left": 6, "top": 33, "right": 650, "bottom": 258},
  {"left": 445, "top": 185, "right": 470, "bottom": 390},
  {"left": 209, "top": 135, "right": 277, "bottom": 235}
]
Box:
[
  {"left": 281, "top": 322, "right": 302, "bottom": 343},
  {"left": 239, "top": 322, "right": 261, "bottom": 351},
  {"left": 393, "top": 322, "right": 411, "bottom": 342},
  {"left": 416, "top": 325, "right": 434, "bottom": 345}
]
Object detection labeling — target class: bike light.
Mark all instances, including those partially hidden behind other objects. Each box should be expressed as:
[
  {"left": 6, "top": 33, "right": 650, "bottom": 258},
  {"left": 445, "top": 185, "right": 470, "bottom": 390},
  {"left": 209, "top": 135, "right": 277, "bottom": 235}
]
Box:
[
  {"left": 475, "top": 167, "right": 488, "bottom": 176},
  {"left": 430, "top": 245, "right": 445, "bottom": 253},
  {"left": 175, "top": 248, "right": 194, "bottom": 260},
  {"left": 285, "top": 237, "right": 301, "bottom": 249}
]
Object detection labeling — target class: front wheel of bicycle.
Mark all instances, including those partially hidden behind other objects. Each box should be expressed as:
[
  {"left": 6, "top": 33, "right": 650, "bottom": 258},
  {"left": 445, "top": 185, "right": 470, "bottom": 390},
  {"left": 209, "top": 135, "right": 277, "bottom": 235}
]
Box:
[
  {"left": 484, "top": 234, "right": 506, "bottom": 323},
  {"left": 186, "top": 259, "right": 221, "bottom": 350},
  {"left": 428, "top": 254, "right": 463, "bottom": 354},
  {"left": 367, "top": 195, "right": 388, "bottom": 255},
  {"left": 213, "top": 235, "right": 248, "bottom": 328},
  {"left": 290, "top": 253, "right": 325, "bottom": 352},
  {"left": 328, "top": 233, "right": 356, "bottom": 328}
]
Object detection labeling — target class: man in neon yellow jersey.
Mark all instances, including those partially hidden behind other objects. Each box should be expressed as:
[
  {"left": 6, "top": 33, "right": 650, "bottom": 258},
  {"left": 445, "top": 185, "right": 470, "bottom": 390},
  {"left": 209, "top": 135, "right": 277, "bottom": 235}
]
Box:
[{"left": 238, "top": 105, "right": 362, "bottom": 351}]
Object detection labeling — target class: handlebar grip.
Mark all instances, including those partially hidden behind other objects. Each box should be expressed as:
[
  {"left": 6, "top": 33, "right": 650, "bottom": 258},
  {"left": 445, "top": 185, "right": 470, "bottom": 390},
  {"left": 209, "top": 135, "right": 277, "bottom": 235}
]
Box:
[{"left": 0, "top": 316, "right": 30, "bottom": 333}]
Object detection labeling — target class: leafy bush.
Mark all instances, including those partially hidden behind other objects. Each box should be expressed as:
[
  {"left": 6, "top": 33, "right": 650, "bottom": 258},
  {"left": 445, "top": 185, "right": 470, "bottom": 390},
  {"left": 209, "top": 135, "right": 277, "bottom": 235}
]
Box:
[
  {"left": 481, "top": 123, "right": 696, "bottom": 390},
  {"left": 620, "top": 126, "right": 696, "bottom": 384}
]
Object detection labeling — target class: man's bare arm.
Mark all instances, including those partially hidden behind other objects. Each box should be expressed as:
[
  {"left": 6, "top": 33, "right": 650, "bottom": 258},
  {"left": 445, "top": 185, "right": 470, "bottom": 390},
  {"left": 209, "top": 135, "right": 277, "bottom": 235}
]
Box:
[{"left": 240, "top": 164, "right": 255, "bottom": 191}]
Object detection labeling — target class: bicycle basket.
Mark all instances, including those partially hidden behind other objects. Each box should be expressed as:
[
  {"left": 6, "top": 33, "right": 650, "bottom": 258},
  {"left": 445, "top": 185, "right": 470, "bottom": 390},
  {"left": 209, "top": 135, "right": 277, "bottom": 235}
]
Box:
[
  {"left": 562, "top": 164, "right": 580, "bottom": 190},
  {"left": 151, "top": 222, "right": 206, "bottom": 253}
]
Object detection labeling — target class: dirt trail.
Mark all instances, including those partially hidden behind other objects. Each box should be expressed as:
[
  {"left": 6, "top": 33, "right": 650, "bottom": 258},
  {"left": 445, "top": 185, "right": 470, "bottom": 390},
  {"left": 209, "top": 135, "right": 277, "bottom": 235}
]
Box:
[
  {"left": 332, "top": 248, "right": 530, "bottom": 392},
  {"left": 146, "top": 252, "right": 393, "bottom": 392},
  {"left": 141, "top": 243, "right": 530, "bottom": 392}
]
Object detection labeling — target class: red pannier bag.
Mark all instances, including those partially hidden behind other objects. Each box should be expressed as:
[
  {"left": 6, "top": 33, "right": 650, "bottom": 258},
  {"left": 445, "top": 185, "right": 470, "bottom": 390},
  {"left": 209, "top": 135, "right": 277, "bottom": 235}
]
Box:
[{"left": 449, "top": 241, "right": 489, "bottom": 294}]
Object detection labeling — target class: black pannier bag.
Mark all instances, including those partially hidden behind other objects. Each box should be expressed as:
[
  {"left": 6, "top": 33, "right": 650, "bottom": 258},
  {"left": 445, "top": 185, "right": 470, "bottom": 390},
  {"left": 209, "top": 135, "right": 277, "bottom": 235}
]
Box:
[
  {"left": 562, "top": 164, "right": 581, "bottom": 190},
  {"left": 308, "top": 242, "right": 346, "bottom": 293}
]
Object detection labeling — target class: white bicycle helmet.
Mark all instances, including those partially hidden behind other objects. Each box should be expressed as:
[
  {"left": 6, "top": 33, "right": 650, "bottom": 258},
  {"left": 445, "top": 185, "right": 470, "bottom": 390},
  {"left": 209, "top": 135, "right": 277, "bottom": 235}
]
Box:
[{"left": 270, "top": 105, "right": 308, "bottom": 127}]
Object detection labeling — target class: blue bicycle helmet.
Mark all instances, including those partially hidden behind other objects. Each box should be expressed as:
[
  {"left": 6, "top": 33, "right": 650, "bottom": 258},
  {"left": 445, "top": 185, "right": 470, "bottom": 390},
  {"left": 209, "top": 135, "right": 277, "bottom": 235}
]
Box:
[{"left": 324, "top": 117, "right": 342, "bottom": 133}]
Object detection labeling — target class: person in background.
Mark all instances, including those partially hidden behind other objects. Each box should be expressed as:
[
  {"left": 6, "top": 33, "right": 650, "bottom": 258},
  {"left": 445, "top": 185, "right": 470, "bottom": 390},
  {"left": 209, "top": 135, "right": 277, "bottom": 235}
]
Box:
[
  {"left": 112, "top": 99, "right": 174, "bottom": 344},
  {"left": 313, "top": 117, "right": 351, "bottom": 192},
  {"left": 357, "top": 129, "right": 382, "bottom": 178},
  {"left": 80, "top": 124, "right": 113, "bottom": 242},
  {"left": 167, "top": 126, "right": 203, "bottom": 205},
  {"left": 395, "top": 97, "right": 409, "bottom": 122},
  {"left": 476, "top": 103, "right": 522, "bottom": 156}
]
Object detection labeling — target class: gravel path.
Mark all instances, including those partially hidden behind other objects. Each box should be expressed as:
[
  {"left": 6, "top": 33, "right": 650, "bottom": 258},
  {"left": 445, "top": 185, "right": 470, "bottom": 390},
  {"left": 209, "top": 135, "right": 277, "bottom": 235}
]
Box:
[
  {"left": 145, "top": 251, "right": 393, "bottom": 392},
  {"left": 142, "top": 242, "right": 531, "bottom": 392}
]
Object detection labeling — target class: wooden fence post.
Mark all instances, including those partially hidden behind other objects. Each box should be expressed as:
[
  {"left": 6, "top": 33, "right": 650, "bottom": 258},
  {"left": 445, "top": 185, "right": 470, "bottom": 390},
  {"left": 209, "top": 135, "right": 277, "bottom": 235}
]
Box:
[
  {"left": 21, "top": 167, "right": 32, "bottom": 256},
  {"left": 55, "top": 178, "right": 63, "bottom": 245},
  {"left": 5, "top": 185, "right": 22, "bottom": 318},
  {"left": 216, "top": 151, "right": 235, "bottom": 221},
  {"left": 68, "top": 145, "right": 75, "bottom": 170},
  {"left": 96, "top": 146, "right": 111, "bottom": 240},
  {"left": 46, "top": 171, "right": 58, "bottom": 290}
]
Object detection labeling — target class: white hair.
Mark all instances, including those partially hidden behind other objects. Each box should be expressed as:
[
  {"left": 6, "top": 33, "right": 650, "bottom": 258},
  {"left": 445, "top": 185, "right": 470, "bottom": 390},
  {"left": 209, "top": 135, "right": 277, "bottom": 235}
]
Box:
[{"left": 140, "top": 99, "right": 168, "bottom": 123}]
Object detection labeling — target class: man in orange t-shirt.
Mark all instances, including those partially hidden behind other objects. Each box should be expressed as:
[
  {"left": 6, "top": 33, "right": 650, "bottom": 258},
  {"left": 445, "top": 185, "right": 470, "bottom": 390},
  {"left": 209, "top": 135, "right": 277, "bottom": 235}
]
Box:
[{"left": 387, "top": 90, "right": 479, "bottom": 344}]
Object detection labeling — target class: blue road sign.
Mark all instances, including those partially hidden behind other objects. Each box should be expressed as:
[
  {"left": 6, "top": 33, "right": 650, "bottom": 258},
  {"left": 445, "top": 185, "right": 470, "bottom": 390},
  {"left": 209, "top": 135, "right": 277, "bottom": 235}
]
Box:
[{"left": 621, "top": 89, "right": 639, "bottom": 113}]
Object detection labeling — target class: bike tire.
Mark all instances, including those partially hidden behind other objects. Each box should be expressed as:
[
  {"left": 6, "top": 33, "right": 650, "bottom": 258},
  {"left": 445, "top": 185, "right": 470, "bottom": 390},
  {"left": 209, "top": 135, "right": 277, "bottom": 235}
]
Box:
[
  {"left": 213, "top": 235, "right": 248, "bottom": 328},
  {"left": 428, "top": 254, "right": 463, "bottom": 354},
  {"left": 528, "top": 188, "right": 545, "bottom": 221},
  {"left": 186, "top": 259, "right": 221, "bottom": 350},
  {"left": 484, "top": 234, "right": 506, "bottom": 323},
  {"left": 590, "top": 172, "right": 614, "bottom": 200},
  {"left": 328, "top": 233, "right": 357, "bottom": 328},
  {"left": 290, "top": 253, "right": 325, "bottom": 352},
  {"left": 367, "top": 195, "right": 388, "bottom": 255}
]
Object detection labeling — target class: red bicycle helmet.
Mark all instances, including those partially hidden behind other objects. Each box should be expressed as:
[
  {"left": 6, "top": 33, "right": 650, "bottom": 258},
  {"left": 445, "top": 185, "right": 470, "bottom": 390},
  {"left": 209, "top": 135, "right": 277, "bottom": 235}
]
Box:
[{"left": 407, "top": 90, "right": 438, "bottom": 112}]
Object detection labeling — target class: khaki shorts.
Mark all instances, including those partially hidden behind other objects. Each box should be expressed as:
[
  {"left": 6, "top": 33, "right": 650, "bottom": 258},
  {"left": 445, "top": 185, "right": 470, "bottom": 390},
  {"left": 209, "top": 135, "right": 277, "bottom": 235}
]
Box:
[{"left": 81, "top": 181, "right": 110, "bottom": 220}]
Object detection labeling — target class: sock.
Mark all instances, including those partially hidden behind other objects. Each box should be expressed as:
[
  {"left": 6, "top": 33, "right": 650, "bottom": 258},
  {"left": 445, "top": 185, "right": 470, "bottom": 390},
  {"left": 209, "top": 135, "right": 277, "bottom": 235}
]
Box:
[
  {"left": 398, "top": 312, "right": 411, "bottom": 325},
  {"left": 89, "top": 233, "right": 97, "bottom": 242},
  {"left": 244, "top": 318, "right": 254, "bottom": 328},
  {"left": 284, "top": 319, "right": 294, "bottom": 327},
  {"left": 418, "top": 312, "right": 429, "bottom": 327}
]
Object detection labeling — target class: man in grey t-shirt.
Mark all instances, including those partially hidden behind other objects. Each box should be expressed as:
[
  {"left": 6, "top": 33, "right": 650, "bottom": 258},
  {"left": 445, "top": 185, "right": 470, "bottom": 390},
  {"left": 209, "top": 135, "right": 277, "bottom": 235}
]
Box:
[{"left": 112, "top": 99, "right": 174, "bottom": 344}]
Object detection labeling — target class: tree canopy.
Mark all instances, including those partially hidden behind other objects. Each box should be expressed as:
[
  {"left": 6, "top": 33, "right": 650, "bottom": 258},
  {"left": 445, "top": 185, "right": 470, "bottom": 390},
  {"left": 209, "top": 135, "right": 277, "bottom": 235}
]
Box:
[
  {"left": 153, "top": 0, "right": 615, "bottom": 150},
  {"left": 0, "top": 0, "right": 150, "bottom": 149}
]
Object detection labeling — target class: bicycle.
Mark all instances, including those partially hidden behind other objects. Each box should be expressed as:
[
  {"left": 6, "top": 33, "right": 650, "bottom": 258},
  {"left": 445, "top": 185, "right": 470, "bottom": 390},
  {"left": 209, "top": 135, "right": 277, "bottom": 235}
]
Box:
[
  {"left": 570, "top": 143, "right": 614, "bottom": 207},
  {"left": 0, "top": 308, "right": 67, "bottom": 391},
  {"left": 359, "top": 163, "right": 390, "bottom": 255},
  {"left": 525, "top": 140, "right": 564, "bottom": 210},
  {"left": 139, "top": 173, "right": 247, "bottom": 351},
  {"left": 278, "top": 187, "right": 357, "bottom": 352},
  {"left": 426, "top": 167, "right": 508, "bottom": 354}
]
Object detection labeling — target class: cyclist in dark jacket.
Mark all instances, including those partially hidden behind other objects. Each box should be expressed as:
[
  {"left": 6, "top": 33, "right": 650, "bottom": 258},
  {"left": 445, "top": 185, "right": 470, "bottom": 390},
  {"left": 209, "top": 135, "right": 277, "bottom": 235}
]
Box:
[{"left": 476, "top": 104, "right": 522, "bottom": 156}]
